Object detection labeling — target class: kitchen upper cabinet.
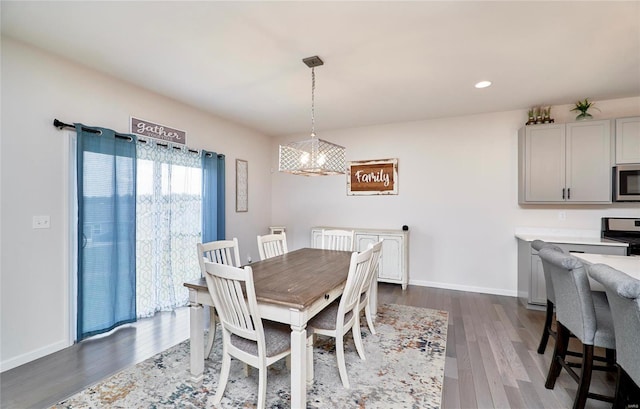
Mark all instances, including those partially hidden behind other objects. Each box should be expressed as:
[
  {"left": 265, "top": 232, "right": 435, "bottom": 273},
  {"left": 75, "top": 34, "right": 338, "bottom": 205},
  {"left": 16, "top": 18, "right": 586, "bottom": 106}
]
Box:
[
  {"left": 565, "top": 121, "right": 612, "bottom": 202},
  {"left": 518, "top": 120, "right": 612, "bottom": 204},
  {"left": 520, "top": 123, "right": 566, "bottom": 202},
  {"left": 615, "top": 117, "right": 640, "bottom": 164}
]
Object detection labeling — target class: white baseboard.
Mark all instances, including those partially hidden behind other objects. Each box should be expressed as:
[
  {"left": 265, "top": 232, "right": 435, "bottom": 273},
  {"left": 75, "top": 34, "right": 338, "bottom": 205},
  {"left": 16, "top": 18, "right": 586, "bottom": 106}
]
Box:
[
  {"left": 408, "top": 279, "right": 518, "bottom": 298},
  {"left": 1, "top": 339, "right": 70, "bottom": 372}
]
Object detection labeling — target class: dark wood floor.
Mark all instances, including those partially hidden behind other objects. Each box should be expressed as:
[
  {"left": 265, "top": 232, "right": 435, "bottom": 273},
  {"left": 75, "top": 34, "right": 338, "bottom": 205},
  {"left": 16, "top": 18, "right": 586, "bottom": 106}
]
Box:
[{"left": 1, "top": 283, "right": 615, "bottom": 408}]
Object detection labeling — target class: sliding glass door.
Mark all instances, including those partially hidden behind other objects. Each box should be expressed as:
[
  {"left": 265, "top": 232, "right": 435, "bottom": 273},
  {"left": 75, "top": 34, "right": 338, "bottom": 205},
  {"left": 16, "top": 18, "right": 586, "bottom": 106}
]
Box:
[{"left": 74, "top": 124, "right": 225, "bottom": 340}]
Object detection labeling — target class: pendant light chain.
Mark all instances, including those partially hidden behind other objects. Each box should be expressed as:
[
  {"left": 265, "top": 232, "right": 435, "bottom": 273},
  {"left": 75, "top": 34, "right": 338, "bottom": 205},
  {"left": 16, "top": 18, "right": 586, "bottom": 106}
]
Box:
[{"left": 311, "top": 66, "right": 316, "bottom": 138}]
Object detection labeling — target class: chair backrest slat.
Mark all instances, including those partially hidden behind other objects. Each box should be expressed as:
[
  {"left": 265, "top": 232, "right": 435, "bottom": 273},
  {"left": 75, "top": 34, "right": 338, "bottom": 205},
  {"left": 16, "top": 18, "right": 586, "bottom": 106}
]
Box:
[
  {"left": 321, "top": 229, "right": 355, "bottom": 251},
  {"left": 257, "top": 233, "right": 288, "bottom": 260},
  {"left": 361, "top": 239, "right": 383, "bottom": 298},
  {"left": 204, "top": 261, "right": 262, "bottom": 343},
  {"left": 336, "top": 247, "right": 373, "bottom": 324},
  {"left": 197, "top": 238, "right": 242, "bottom": 277}
]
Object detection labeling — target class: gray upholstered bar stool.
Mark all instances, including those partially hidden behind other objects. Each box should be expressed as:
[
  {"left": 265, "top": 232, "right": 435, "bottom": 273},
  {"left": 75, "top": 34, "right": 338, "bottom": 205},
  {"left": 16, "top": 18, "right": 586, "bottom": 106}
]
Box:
[
  {"left": 538, "top": 248, "right": 616, "bottom": 409},
  {"left": 531, "top": 239, "right": 564, "bottom": 354},
  {"left": 589, "top": 263, "right": 640, "bottom": 409}
]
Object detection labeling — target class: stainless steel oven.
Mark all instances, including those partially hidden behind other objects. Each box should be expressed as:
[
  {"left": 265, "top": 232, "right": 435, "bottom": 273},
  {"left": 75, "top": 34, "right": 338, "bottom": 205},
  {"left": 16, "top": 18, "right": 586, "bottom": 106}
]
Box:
[
  {"left": 613, "top": 164, "right": 640, "bottom": 202},
  {"left": 602, "top": 217, "right": 640, "bottom": 256}
]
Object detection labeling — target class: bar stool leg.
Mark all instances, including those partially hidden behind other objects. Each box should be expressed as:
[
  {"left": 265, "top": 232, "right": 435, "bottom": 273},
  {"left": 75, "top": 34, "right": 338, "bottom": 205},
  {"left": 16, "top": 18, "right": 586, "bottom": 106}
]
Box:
[
  {"left": 573, "top": 344, "right": 594, "bottom": 409},
  {"left": 546, "top": 322, "right": 569, "bottom": 389},
  {"left": 537, "top": 300, "right": 554, "bottom": 354}
]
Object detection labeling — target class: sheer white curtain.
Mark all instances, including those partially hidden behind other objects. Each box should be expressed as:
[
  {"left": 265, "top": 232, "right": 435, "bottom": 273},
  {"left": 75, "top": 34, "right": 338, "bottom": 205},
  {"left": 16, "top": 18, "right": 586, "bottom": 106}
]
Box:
[{"left": 136, "top": 140, "right": 202, "bottom": 318}]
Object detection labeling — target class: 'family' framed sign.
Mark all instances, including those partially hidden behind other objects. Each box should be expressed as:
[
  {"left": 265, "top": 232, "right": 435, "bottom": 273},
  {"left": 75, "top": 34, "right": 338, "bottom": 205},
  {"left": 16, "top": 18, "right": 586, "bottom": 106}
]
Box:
[{"left": 347, "top": 158, "right": 398, "bottom": 195}]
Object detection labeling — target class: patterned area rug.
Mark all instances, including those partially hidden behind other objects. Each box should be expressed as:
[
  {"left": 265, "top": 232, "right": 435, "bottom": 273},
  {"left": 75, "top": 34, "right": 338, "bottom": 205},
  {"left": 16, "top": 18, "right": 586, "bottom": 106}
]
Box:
[{"left": 52, "top": 304, "right": 448, "bottom": 409}]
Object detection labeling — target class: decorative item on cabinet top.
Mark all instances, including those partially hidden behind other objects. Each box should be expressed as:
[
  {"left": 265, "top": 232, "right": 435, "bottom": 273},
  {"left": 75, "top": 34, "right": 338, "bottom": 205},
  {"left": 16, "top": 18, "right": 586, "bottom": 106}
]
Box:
[
  {"left": 347, "top": 158, "right": 398, "bottom": 196},
  {"left": 526, "top": 106, "right": 554, "bottom": 125},
  {"left": 570, "top": 97, "right": 599, "bottom": 121}
]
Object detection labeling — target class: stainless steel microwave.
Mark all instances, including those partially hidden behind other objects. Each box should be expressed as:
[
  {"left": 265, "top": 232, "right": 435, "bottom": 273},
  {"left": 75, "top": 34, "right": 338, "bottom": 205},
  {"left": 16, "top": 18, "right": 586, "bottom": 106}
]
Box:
[{"left": 613, "top": 164, "right": 640, "bottom": 202}]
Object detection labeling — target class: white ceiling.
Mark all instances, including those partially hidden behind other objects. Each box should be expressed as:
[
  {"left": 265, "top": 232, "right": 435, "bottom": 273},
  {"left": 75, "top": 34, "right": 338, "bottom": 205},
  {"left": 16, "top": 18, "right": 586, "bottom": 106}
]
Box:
[{"left": 2, "top": 1, "right": 639, "bottom": 137}]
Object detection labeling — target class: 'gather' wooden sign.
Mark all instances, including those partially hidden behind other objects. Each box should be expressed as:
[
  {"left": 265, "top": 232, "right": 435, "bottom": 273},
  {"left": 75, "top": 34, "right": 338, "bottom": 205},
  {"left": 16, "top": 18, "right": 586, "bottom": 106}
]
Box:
[{"left": 347, "top": 158, "right": 398, "bottom": 196}]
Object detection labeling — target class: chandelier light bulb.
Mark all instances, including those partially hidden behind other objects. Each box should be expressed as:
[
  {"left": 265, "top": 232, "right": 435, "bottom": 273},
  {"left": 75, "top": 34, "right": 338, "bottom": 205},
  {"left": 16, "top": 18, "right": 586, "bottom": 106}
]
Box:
[{"left": 300, "top": 152, "right": 310, "bottom": 164}]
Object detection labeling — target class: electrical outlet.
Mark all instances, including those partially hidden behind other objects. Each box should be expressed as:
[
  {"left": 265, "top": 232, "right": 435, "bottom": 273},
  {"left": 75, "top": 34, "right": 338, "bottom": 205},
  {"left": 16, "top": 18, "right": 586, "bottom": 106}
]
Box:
[
  {"left": 558, "top": 211, "right": 567, "bottom": 221},
  {"left": 33, "top": 215, "right": 51, "bottom": 229}
]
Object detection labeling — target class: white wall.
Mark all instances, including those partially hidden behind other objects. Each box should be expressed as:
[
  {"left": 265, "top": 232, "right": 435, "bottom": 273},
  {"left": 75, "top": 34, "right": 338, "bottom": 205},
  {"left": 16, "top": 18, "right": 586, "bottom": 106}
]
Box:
[
  {"left": 271, "top": 97, "right": 640, "bottom": 295},
  {"left": 0, "top": 37, "right": 273, "bottom": 370}
]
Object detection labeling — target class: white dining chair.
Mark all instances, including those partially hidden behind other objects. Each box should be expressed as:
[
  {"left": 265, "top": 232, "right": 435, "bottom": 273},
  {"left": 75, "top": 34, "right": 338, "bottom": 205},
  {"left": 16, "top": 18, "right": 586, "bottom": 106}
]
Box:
[
  {"left": 199, "top": 238, "right": 241, "bottom": 267},
  {"left": 307, "top": 246, "right": 374, "bottom": 388},
  {"left": 321, "top": 229, "right": 355, "bottom": 251},
  {"left": 197, "top": 238, "right": 242, "bottom": 358},
  {"left": 358, "top": 239, "right": 383, "bottom": 336},
  {"left": 204, "top": 261, "right": 291, "bottom": 409},
  {"left": 256, "top": 233, "right": 288, "bottom": 261}
]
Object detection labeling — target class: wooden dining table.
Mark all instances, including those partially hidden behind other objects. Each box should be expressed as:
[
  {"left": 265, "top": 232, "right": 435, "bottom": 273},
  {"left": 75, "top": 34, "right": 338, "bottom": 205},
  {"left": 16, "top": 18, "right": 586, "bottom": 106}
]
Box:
[{"left": 184, "top": 247, "right": 367, "bottom": 409}]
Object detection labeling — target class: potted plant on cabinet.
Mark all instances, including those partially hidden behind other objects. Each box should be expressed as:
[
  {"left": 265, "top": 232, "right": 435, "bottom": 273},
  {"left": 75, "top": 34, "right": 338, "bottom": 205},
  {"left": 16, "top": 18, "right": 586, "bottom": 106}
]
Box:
[
  {"left": 527, "top": 108, "right": 535, "bottom": 125},
  {"left": 571, "top": 98, "right": 599, "bottom": 120}
]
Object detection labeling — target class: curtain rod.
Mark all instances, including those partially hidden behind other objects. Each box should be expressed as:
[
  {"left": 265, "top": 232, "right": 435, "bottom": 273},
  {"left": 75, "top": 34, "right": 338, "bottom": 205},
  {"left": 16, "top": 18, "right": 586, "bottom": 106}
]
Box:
[
  {"left": 53, "top": 118, "right": 101, "bottom": 134},
  {"left": 52, "top": 119, "right": 208, "bottom": 156},
  {"left": 53, "top": 118, "right": 133, "bottom": 140}
]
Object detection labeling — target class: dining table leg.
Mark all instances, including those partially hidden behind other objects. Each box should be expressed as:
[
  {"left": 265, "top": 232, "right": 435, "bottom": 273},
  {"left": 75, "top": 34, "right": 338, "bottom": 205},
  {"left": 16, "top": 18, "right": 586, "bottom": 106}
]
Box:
[
  {"left": 188, "top": 298, "right": 205, "bottom": 384},
  {"left": 290, "top": 318, "right": 308, "bottom": 409},
  {"left": 370, "top": 280, "right": 378, "bottom": 319},
  {"left": 306, "top": 333, "right": 314, "bottom": 385}
]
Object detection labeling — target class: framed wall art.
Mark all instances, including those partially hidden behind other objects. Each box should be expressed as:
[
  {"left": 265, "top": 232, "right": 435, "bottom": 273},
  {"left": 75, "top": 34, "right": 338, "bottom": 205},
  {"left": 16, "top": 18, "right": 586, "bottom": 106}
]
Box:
[
  {"left": 347, "top": 158, "right": 398, "bottom": 196},
  {"left": 235, "top": 159, "right": 248, "bottom": 212}
]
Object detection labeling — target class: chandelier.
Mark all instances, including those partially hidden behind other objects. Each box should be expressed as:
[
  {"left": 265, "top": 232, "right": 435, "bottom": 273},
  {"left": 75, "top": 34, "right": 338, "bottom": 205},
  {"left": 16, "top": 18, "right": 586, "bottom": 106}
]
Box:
[{"left": 279, "top": 56, "right": 346, "bottom": 176}]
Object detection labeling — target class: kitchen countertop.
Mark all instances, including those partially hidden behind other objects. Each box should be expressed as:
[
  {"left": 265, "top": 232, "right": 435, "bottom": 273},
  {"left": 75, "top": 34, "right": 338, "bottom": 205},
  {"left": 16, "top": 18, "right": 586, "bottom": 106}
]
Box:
[
  {"left": 571, "top": 253, "right": 640, "bottom": 291},
  {"left": 571, "top": 253, "right": 640, "bottom": 276},
  {"left": 514, "top": 228, "right": 628, "bottom": 248}
]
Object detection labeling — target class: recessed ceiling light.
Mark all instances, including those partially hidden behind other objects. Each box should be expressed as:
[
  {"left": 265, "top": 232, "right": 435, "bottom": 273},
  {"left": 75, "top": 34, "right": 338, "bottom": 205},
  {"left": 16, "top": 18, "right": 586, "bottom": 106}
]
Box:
[{"left": 475, "top": 80, "right": 492, "bottom": 89}]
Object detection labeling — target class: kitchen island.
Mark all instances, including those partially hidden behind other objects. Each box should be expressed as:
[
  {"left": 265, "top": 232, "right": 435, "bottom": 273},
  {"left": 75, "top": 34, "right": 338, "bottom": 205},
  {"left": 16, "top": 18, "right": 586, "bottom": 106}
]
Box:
[{"left": 571, "top": 252, "right": 640, "bottom": 281}]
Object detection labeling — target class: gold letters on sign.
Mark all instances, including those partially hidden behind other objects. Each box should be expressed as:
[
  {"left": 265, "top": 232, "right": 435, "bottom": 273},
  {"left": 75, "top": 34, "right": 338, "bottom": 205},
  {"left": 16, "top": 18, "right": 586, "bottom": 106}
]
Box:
[{"left": 347, "top": 158, "right": 398, "bottom": 195}]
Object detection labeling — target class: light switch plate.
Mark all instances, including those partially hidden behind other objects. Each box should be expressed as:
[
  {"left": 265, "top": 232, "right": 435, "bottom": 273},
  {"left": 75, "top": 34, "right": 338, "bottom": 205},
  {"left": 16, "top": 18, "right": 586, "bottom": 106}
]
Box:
[{"left": 33, "top": 215, "right": 51, "bottom": 229}]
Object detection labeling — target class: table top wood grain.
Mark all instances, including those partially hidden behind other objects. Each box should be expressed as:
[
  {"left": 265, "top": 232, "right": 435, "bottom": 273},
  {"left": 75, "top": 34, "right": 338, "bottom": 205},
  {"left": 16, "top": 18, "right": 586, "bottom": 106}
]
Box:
[{"left": 184, "top": 247, "right": 353, "bottom": 310}]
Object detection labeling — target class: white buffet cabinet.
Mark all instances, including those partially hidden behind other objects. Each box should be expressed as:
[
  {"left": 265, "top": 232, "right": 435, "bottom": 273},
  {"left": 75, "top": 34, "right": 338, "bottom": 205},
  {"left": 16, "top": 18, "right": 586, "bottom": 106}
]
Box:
[{"left": 311, "top": 226, "right": 409, "bottom": 289}]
